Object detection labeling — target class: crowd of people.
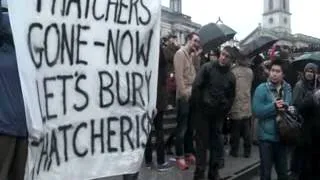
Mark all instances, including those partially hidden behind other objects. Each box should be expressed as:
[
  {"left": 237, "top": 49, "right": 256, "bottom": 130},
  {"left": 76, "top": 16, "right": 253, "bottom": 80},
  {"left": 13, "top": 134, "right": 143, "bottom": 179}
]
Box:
[
  {"left": 146, "top": 32, "right": 320, "bottom": 180},
  {"left": 152, "top": 33, "right": 253, "bottom": 179}
]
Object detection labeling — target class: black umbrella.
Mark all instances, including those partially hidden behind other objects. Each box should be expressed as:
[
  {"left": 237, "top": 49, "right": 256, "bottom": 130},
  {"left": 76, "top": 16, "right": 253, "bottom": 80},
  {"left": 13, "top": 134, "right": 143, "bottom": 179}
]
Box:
[
  {"left": 292, "top": 52, "right": 320, "bottom": 71},
  {"left": 240, "top": 36, "right": 278, "bottom": 58},
  {"left": 199, "top": 23, "right": 236, "bottom": 53},
  {"left": 218, "top": 24, "right": 236, "bottom": 40}
]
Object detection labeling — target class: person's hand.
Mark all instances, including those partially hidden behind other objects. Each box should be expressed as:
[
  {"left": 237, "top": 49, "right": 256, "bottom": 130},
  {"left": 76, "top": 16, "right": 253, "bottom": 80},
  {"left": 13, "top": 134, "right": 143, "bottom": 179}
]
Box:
[
  {"left": 174, "top": 41, "right": 179, "bottom": 47},
  {"left": 191, "top": 46, "right": 198, "bottom": 53},
  {"left": 275, "top": 99, "right": 285, "bottom": 110},
  {"left": 196, "top": 48, "right": 203, "bottom": 56}
]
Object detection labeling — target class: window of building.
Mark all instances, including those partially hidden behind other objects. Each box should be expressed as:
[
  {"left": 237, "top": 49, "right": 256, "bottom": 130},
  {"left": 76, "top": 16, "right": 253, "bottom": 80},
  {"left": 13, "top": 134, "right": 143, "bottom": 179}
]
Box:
[
  {"left": 284, "top": 17, "right": 287, "bottom": 24},
  {"left": 269, "top": 17, "right": 273, "bottom": 24},
  {"left": 269, "top": 0, "right": 273, "bottom": 10}
]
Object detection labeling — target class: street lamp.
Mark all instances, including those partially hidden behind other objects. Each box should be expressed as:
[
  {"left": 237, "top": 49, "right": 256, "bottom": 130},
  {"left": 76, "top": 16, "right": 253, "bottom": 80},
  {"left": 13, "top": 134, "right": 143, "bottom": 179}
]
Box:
[{"left": 216, "top": 17, "right": 224, "bottom": 24}]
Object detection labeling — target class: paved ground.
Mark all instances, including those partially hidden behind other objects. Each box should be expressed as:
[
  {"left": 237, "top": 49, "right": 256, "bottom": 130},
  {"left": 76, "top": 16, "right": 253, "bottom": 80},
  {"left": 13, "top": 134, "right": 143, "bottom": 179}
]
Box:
[
  {"left": 251, "top": 166, "right": 281, "bottom": 180},
  {"left": 95, "top": 109, "right": 261, "bottom": 180},
  {"left": 96, "top": 145, "right": 260, "bottom": 180},
  {"left": 251, "top": 172, "right": 276, "bottom": 180}
]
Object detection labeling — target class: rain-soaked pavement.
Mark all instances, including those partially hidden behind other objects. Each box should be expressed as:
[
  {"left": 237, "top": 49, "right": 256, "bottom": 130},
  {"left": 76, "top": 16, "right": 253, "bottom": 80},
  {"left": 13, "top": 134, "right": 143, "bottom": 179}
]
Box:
[{"left": 97, "top": 145, "right": 260, "bottom": 180}]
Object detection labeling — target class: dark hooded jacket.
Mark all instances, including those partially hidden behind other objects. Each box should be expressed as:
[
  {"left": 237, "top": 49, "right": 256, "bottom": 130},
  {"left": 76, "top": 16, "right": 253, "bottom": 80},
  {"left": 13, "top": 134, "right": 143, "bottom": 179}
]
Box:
[
  {"left": 251, "top": 55, "right": 268, "bottom": 95},
  {"left": 0, "top": 13, "right": 27, "bottom": 137},
  {"left": 191, "top": 61, "right": 236, "bottom": 118},
  {"left": 163, "top": 43, "right": 179, "bottom": 73},
  {"left": 156, "top": 46, "right": 168, "bottom": 112},
  {"left": 293, "top": 63, "right": 319, "bottom": 106},
  {"left": 294, "top": 63, "right": 319, "bottom": 145},
  {"left": 298, "top": 90, "right": 320, "bottom": 146}
]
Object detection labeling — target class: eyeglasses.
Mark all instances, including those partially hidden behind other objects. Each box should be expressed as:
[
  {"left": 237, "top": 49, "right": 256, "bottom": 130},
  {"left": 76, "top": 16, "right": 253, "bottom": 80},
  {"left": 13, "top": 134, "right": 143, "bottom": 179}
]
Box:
[{"left": 193, "top": 39, "right": 200, "bottom": 43}]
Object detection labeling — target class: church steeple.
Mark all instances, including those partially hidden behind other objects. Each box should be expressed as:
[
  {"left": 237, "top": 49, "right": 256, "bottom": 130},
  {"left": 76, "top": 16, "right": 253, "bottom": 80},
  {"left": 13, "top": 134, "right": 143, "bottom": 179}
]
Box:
[
  {"left": 262, "top": 0, "right": 291, "bottom": 33},
  {"left": 170, "top": 0, "right": 182, "bottom": 13}
]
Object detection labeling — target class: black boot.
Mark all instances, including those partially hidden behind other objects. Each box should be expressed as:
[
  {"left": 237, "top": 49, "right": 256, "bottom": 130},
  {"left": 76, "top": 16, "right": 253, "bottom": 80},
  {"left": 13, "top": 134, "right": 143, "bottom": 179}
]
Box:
[
  {"left": 208, "top": 169, "right": 221, "bottom": 180},
  {"left": 230, "top": 150, "right": 239, "bottom": 158},
  {"left": 244, "top": 150, "right": 251, "bottom": 158},
  {"left": 193, "top": 168, "right": 205, "bottom": 180}
]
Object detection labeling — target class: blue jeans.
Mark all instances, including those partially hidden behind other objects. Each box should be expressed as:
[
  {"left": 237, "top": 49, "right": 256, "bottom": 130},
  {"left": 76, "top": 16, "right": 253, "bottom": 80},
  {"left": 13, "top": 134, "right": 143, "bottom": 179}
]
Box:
[{"left": 259, "top": 141, "right": 288, "bottom": 180}]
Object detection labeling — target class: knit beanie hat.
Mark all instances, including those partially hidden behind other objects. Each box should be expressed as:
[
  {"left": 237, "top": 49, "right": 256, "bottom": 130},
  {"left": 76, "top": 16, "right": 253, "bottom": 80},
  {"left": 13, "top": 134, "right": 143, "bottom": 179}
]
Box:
[{"left": 304, "top": 63, "right": 318, "bottom": 73}]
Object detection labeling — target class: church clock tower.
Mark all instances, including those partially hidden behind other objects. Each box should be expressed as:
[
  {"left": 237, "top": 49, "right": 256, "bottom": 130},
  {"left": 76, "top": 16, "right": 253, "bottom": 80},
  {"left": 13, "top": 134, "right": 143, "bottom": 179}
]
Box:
[
  {"left": 170, "top": 0, "right": 182, "bottom": 13},
  {"left": 262, "top": 0, "right": 291, "bottom": 33}
]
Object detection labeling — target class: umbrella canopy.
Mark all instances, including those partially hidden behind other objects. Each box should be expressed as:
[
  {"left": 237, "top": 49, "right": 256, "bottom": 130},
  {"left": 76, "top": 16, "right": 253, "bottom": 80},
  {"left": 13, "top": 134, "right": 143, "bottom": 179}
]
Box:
[
  {"left": 240, "top": 36, "right": 278, "bottom": 58},
  {"left": 217, "top": 24, "right": 236, "bottom": 40},
  {"left": 292, "top": 51, "right": 320, "bottom": 71},
  {"left": 199, "top": 23, "right": 236, "bottom": 53}
]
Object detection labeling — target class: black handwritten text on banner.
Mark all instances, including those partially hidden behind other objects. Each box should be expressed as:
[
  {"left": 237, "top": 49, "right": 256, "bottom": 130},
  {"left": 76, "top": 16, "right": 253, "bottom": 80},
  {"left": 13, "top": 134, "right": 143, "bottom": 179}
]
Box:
[{"left": 8, "top": 0, "right": 161, "bottom": 179}]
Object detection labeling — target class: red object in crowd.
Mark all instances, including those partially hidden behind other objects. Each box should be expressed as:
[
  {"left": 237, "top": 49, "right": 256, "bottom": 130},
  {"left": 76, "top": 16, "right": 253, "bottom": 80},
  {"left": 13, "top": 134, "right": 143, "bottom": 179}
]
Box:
[
  {"left": 269, "top": 46, "right": 277, "bottom": 61},
  {"left": 166, "top": 73, "right": 176, "bottom": 93},
  {"left": 269, "top": 45, "right": 281, "bottom": 61}
]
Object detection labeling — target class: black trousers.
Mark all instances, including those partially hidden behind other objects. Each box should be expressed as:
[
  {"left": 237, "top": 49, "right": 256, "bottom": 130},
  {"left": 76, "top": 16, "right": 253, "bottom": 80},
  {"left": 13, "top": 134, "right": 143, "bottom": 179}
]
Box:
[
  {"left": 290, "top": 145, "right": 304, "bottom": 175},
  {"left": 300, "top": 145, "right": 320, "bottom": 180},
  {"left": 230, "top": 118, "right": 252, "bottom": 155},
  {"left": 165, "top": 133, "right": 175, "bottom": 150},
  {"left": 194, "top": 115, "right": 224, "bottom": 177},
  {"left": 174, "top": 98, "right": 194, "bottom": 157},
  {"left": 144, "top": 111, "right": 165, "bottom": 165},
  {"left": 0, "top": 135, "right": 28, "bottom": 180}
]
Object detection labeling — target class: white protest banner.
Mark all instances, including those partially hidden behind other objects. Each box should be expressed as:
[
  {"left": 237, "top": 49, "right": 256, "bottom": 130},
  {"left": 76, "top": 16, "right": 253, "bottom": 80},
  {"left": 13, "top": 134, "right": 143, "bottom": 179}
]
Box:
[{"left": 8, "top": 0, "right": 161, "bottom": 179}]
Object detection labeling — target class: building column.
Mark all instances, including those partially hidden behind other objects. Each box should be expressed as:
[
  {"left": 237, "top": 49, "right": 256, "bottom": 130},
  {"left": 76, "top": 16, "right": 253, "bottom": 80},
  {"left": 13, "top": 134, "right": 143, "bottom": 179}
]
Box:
[
  {"left": 170, "top": 0, "right": 182, "bottom": 13},
  {"left": 177, "top": 0, "right": 182, "bottom": 13}
]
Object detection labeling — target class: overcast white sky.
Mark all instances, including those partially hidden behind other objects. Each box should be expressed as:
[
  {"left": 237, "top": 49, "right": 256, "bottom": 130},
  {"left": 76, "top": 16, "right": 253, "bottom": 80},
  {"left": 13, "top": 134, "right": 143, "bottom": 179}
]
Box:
[{"left": 162, "top": 0, "right": 319, "bottom": 40}]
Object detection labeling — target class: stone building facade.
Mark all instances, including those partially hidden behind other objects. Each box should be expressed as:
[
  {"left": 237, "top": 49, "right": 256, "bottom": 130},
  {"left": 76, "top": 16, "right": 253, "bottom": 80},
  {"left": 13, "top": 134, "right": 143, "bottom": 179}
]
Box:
[
  {"left": 161, "top": 0, "right": 201, "bottom": 44},
  {"left": 241, "top": 0, "right": 320, "bottom": 49}
]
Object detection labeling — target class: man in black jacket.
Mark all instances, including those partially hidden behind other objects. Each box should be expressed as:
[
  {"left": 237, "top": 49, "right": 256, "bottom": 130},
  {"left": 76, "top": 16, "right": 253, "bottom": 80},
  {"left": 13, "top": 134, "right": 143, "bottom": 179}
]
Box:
[
  {"left": 290, "top": 63, "right": 317, "bottom": 178},
  {"left": 292, "top": 63, "right": 319, "bottom": 180},
  {"left": 296, "top": 88, "right": 320, "bottom": 180},
  {"left": 191, "top": 46, "right": 236, "bottom": 180}
]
